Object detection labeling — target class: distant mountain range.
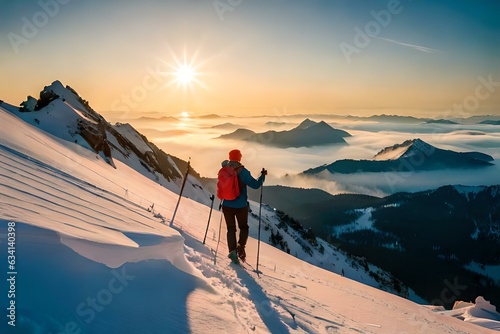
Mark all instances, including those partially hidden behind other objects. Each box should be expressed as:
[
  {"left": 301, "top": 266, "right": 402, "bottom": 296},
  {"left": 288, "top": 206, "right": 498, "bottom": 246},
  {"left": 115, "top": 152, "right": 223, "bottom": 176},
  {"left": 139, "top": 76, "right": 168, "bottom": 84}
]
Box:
[
  {"left": 211, "top": 122, "right": 240, "bottom": 130},
  {"left": 160, "top": 112, "right": 500, "bottom": 126},
  {"left": 195, "top": 113, "right": 223, "bottom": 119},
  {"left": 135, "top": 116, "right": 179, "bottom": 122},
  {"left": 479, "top": 120, "right": 500, "bottom": 125},
  {"left": 355, "top": 114, "right": 500, "bottom": 125},
  {"left": 425, "top": 119, "right": 459, "bottom": 125},
  {"left": 347, "top": 114, "right": 431, "bottom": 124},
  {"left": 106, "top": 111, "right": 500, "bottom": 127},
  {"left": 304, "top": 139, "right": 494, "bottom": 175},
  {"left": 218, "top": 118, "right": 350, "bottom": 148},
  {"left": 349, "top": 114, "right": 498, "bottom": 125},
  {"left": 265, "top": 121, "right": 287, "bottom": 127}
]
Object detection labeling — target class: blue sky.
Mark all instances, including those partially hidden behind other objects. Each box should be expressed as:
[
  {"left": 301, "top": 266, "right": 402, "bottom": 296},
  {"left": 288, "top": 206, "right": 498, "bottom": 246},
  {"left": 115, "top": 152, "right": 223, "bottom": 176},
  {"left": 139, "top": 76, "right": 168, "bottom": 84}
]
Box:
[{"left": 0, "top": 0, "right": 499, "bottom": 117}]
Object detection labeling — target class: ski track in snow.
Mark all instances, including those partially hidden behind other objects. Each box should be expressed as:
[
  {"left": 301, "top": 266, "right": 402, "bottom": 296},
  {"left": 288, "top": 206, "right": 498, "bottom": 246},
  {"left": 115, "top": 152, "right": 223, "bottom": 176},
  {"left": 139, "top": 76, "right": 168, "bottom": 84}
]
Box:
[
  {"left": 181, "top": 231, "right": 391, "bottom": 334},
  {"left": 182, "top": 237, "right": 271, "bottom": 333},
  {"left": 185, "top": 251, "right": 303, "bottom": 333}
]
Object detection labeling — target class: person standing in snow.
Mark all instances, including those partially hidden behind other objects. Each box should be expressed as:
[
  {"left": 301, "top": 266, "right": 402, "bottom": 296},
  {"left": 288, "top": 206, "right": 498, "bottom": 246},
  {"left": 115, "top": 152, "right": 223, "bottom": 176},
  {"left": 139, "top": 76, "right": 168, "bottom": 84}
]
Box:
[{"left": 221, "top": 149, "right": 266, "bottom": 263}]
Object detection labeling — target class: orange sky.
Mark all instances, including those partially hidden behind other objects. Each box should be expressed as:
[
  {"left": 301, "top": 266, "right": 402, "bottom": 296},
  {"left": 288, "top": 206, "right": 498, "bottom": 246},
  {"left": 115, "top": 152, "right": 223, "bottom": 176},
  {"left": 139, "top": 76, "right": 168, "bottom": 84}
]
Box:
[{"left": 1, "top": 1, "right": 499, "bottom": 117}]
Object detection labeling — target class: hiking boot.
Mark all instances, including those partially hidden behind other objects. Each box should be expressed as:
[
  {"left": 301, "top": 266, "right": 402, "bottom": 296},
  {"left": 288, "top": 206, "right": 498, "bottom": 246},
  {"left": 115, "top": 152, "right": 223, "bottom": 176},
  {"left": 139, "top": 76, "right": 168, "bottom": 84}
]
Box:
[
  {"left": 228, "top": 250, "right": 239, "bottom": 264},
  {"left": 237, "top": 244, "right": 246, "bottom": 262}
]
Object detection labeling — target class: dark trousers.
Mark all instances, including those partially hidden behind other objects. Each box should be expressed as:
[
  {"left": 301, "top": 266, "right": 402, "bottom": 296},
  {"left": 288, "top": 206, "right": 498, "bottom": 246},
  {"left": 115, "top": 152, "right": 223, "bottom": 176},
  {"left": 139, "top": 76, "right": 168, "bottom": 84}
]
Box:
[{"left": 222, "top": 205, "right": 249, "bottom": 252}]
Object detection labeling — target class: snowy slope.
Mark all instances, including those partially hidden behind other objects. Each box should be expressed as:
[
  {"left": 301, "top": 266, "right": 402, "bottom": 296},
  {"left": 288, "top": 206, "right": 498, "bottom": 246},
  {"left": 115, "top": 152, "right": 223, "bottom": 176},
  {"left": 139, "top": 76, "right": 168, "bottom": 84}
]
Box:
[
  {"left": 372, "top": 138, "right": 493, "bottom": 164},
  {"left": 113, "top": 123, "right": 154, "bottom": 155},
  {"left": 0, "top": 107, "right": 499, "bottom": 333},
  {"left": 373, "top": 139, "right": 431, "bottom": 161},
  {"left": 6, "top": 81, "right": 212, "bottom": 207}
]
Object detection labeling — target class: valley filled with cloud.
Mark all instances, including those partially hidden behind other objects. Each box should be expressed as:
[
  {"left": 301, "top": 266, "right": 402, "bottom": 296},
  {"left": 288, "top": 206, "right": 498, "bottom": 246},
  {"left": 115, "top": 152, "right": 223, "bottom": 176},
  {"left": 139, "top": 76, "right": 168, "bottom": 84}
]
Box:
[{"left": 108, "top": 112, "right": 500, "bottom": 197}]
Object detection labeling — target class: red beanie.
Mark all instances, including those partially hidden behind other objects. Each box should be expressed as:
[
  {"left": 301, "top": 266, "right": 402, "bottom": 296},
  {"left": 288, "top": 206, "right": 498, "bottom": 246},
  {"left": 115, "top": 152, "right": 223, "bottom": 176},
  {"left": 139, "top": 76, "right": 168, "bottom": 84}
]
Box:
[{"left": 229, "top": 149, "right": 242, "bottom": 162}]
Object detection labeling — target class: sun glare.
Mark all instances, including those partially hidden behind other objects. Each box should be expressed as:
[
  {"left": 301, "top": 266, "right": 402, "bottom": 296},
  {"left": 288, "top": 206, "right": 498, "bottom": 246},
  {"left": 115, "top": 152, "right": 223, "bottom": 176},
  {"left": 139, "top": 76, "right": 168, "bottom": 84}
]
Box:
[
  {"left": 163, "top": 48, "right": 206, "bottom": 91},
  {"left": 174, "top": 64, "right": 196, "bottom": 87}
]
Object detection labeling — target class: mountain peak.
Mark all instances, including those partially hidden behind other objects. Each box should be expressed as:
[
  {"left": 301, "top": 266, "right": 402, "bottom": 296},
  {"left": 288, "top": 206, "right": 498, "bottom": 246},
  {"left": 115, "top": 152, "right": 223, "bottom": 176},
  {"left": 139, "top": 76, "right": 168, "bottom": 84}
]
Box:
[
  {"left": 47, "top": 80, "right": 65, "bottom": 91},
  {"left": 373, "top": 138, "right": 435, "bottom": 161},
  {"left": 41, "top": 80, "right": 75, "bottom": 103},
  {"left": 219, "top": 119, "right": 349, "bottom": 147},
  {"left": 314, "top": 120, "right": 332, "bottom": 128},
  {"left": 306, "top": 138, "right": 493, "bottom": 175},
  {"left": 296, "top": 118, "right": 317, "bottom": 129},
  {"left": 8, "top": 80, "right": 209, "bottom": 203},
  {"left": 408, "top": 138, "right": 434, "bottom": 153}
]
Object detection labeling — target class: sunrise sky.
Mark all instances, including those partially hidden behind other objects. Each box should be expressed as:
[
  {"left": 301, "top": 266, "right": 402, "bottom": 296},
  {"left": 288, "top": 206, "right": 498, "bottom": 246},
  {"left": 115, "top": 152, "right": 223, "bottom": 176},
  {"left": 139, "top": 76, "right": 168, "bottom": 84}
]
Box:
[{"left": 1, "top": 0, "right": 499, "bottom": 117}]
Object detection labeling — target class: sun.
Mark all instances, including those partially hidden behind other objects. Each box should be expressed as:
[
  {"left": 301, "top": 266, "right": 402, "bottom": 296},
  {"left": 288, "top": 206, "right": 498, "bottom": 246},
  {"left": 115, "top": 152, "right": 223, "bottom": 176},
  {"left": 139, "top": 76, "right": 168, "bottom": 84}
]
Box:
[
  {"left": 162, "top": 49, "right": 206, "bottom": 91},
  {"left": 174, "top": 63, "right": 197, "bottom": 87}
]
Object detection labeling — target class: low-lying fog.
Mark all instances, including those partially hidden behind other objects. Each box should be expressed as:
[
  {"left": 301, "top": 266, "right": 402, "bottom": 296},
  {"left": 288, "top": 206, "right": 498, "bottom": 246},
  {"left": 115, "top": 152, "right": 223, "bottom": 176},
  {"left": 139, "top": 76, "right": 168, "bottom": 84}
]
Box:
[{"left": 110, "top": 114, "right": 500, "bottom": 197}]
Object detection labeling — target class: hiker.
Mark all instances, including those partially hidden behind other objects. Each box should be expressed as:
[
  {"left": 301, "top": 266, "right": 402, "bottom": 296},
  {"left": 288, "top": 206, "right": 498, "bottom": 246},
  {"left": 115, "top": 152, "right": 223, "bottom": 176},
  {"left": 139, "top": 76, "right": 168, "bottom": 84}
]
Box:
[{"left": 219, "top": 149, "right": 266, "bottom": 263}]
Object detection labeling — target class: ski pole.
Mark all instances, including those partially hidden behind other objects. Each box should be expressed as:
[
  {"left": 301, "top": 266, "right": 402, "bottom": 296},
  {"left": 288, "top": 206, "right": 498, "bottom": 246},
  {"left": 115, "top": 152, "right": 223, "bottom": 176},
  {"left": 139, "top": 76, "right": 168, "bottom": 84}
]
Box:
[
  {"left": 170, "top": 159, "right": 190, "bottom": 227},
  {"left": 203, "top": 194, "right": 215, "bottom": 244},
  {"left": 256, "top": 168, "right": 265, "bottom": 274},
  {"left": 214, "top": 202, "right": 223, "bottom": 265}
]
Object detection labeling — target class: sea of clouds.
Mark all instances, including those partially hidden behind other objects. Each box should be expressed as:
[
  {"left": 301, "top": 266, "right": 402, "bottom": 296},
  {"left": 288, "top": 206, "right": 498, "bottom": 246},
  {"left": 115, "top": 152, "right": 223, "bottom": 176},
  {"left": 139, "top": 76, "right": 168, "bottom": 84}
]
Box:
[{"left": 108, "top": 113, "right": 500, "bottom": 197}]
